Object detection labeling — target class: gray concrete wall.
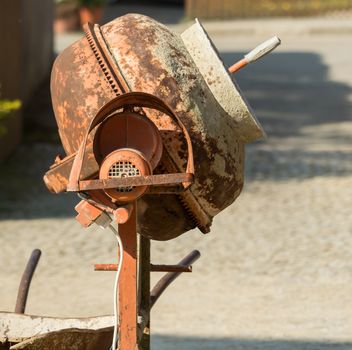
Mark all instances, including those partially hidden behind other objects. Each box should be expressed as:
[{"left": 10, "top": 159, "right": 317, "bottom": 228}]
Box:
[{"left": 0, "top": 0, "right": 54, "bottom": 160}]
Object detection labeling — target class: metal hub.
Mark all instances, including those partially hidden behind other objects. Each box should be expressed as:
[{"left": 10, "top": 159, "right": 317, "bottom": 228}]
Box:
[{"left": 99, "top": 148, "right": 151, "bottom": 203}]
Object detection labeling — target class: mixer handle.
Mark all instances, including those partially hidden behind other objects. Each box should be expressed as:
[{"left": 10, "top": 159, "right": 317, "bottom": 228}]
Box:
[{"left": 68, "top": 92, "right": 194, "bottom": 192}]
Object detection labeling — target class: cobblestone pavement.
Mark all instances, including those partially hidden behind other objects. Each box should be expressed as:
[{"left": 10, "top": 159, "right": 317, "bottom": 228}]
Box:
[{"left": 1, "top": 17, "right": 352, "bottom": 350}]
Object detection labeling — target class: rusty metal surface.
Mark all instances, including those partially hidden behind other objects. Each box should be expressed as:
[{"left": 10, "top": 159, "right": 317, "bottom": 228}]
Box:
[
  {"left": 49, "top": 14, "right": 262, "bottom": 240},
  {"left": 79, "top": 173, "right": 194, "bottom": 191},
  {"left": 101, "top": 15, "right": 246, "bottom": 217},
  {"left": 117, "top": 202, "right": 138, "bottom": 350},
  {"left": 43, "top": 144, "right": 98, "bottom": 194},
  {"left": 66, "top": 92, "right": 194, "bottom": 192},
  {"left": 137, "top": 194, "right": 197, "bottom": 240},
  {"left": 84, "top": 22, "right": 129, "bottom": 96},
  {"left": 15, "top": 250, "right": 41, "bottom": 315},
  {"left": 75, "top": 200, "right": 104, "bottom": 228},
  {"left": 50, "top": 37, "right": 113, "bottom": 155},
  {"left": 93, "top": 111, "right": 163, "bottom": 168}
]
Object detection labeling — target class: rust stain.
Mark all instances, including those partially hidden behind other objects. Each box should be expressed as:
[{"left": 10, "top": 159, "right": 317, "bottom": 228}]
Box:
[{"left": 48, "top": 13, "right": 250, "bottom": 240}]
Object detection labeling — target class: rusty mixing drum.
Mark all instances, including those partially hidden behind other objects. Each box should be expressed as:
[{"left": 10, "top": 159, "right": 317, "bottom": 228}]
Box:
[{"left": 44, "top": 14, "right": 265, "bottom": 240}]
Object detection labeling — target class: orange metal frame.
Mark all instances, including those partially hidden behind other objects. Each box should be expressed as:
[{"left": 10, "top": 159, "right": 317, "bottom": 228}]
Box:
[
  {"left": 75, "top": 197, "right": 200, "bottom": 349},
  {"left": 118, "top": 202, "right": 138, "bottom": 350}
]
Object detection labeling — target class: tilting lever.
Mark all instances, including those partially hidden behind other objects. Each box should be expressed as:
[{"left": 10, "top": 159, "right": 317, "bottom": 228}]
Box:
[{"left": 228, "top": 36, "right": 281, "bottom": 74}]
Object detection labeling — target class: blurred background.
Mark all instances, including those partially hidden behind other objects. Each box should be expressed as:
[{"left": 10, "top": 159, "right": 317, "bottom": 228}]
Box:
[{"left": 0, "top": 1, "right": 352, "bottom": 349}]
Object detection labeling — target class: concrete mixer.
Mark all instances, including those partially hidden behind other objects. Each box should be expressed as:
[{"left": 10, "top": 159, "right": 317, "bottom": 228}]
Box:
[{"left": 41, "top": 13, "right": 280, "bottom": 350}]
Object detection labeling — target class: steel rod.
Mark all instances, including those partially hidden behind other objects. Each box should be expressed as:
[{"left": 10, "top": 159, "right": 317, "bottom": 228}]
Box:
[
  {"left": 228, "top": 58, "right": 248, "bottom": 74},
  {"left": 228, "top": 36, "right": 281, "bottom": 74},
  {"left": 79, "top": 173, "right": 193, "bottom": 191},
  {"left": 151, "top": 264, "right": 192, "bottom": 272},
  {"left": 94, "top": 263, "right": 192, "bottom": 272},
  {"left": 15, "top": 249, "right": 42, "bottom": 314},
  {"left": 94, "top": 264, "right": 119, "bottom": 271},
  {"left": 150, "top": 250, "right": 200, "bottom": 308},
  {"left": 139, "top": 235, "right": 151, "bottom": 350}
]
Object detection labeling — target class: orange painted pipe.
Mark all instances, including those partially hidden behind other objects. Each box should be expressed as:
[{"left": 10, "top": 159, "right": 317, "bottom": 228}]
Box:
[
  {"left": 228, "top": 58, "right": 248, "bottom": 74},
  {"left": 228, "top": 36, "right": 281, "bottom": 74}
]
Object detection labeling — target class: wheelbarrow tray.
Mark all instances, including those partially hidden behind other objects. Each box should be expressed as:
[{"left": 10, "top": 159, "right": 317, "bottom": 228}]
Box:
[{"left": 0, "top": 312, "right": 113, "bottom": 350}]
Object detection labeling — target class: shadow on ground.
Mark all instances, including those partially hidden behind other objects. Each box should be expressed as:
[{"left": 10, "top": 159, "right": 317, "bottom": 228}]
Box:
[
  {"left": 221, "top": 52, "right": 351, "bottom": 136},
  {"left": 0, "top": 51, "right": 350, "bottom": 219},
  {"left": 221, "top": 51, "right": 352, "bottom": 180},
  {"left": 153, "top": 335, "right": 352, "bottom": 350}
]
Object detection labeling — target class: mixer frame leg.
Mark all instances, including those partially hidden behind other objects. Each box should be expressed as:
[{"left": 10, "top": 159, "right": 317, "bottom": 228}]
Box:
[
  {"left": 90, "top": 200, "right": 200, "bottom": 350},
  {"left": 117, "top": 202, "right": 138, "bottom": 350},
  {"left": 139, "top": 235, "right": 151, "bottom": 350}
]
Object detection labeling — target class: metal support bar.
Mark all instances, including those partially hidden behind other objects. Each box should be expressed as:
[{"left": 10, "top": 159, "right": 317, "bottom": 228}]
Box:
[
  {"left": 139, "top": 235, "right": 150, "bottom": 350},
  {"left": 93, "top": 211, "right": 200, "bottom": 350},
  {"left": 15, "top": 249, "right": 42, "bottom": 314},
  {"left": 94, "top": 264, "right": 121, "bottom": 271},
  {"left": 150, "top": 250, "right": 200, "bottom": 308},
  {"left": 94, "top": 263, "right": 192, "bottom": 273},
  {"left": 151, "top": 264, "right": 192, "bottom": 272}
]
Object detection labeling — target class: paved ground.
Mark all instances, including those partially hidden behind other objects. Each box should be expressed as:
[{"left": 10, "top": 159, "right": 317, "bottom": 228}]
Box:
[{"left": 1, "top": 10, "right": 352, "bottom": 350}]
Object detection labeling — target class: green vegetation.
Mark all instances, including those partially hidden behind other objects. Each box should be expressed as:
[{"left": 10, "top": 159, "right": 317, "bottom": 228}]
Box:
[{"left": 0, "top": 99, "right": 21, "bottom": 136}]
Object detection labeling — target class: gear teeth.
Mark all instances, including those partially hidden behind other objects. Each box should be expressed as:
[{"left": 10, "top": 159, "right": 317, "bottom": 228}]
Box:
[
  {"left": 157, "top": 156, "right": 210, "bottom": 233},
  {"left": 178, "top": 194, "right": 203, "bottom": 229},
  {"left": 84, "top": 25, "right": 120, "bottom": 97},
  {"left": 84, "top": 25, "right": 211, "bottom": 233}
]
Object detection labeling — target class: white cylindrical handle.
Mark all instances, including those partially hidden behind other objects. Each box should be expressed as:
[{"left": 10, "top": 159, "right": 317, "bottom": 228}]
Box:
[{"left": 245, "top": 36, "right": 281, "bottom": 63}]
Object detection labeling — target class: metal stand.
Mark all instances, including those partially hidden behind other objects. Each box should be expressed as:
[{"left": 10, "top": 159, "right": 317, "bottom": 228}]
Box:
[
  {"left": 77, "top": 199, "right": 200, "bottom": 350},
  {"left": 5, "top": 203, "right": 199, "bottom": 350}
]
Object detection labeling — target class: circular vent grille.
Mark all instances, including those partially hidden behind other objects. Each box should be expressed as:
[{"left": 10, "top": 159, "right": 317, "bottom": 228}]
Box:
[{"left": 108, "top": 161, "right": 140, "bottom": 193}]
